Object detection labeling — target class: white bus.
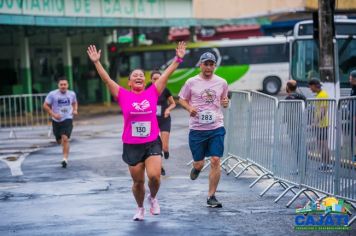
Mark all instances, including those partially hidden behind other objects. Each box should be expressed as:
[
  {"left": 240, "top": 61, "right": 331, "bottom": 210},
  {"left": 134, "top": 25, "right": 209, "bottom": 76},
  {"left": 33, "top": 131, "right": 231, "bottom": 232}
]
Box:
[
  {"left": 112, "top": 36, "right": 291, "bottom": 95},
  {"left": 290, "top": 18, "right": 356, "bottom": 97}
]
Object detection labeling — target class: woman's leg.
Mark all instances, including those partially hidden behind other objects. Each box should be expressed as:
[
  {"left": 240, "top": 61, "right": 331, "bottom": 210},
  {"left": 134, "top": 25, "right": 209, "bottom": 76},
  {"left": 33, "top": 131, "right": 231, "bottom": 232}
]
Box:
[
  {"left": 145, "top": 155, "right": 161, "bottom": 198},
  {"left": 160, "top": 131, "right": 170, "bottom": 153},
  {"left": 128, "top": 162, "right": 146, "bottom": 207}
]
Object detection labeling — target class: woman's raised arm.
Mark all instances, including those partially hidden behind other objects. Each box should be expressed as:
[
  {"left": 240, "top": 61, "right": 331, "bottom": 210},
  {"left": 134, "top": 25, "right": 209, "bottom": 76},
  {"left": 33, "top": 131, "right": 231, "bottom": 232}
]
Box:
[
  {"left": 155, "top": 42, "right": 186, "bottom": 94},
  {"left": 87, "top": 45, "right": 119, "bottom": 98}
]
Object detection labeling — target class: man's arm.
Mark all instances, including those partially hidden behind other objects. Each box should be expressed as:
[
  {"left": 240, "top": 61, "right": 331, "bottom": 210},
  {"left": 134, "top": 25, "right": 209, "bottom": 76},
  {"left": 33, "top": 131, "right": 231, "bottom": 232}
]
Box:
[
  {"left": 72, "top": 101, "right": 78, "bottom": 115},
  {"left": 43, "top": 102, "right": 61, "bottom": 120},
  {"left": 221, "top": 97, "right": 229, "bottom": 108},
  {"left": 179, "top": 98, "right": 197, "bottom": 117}
]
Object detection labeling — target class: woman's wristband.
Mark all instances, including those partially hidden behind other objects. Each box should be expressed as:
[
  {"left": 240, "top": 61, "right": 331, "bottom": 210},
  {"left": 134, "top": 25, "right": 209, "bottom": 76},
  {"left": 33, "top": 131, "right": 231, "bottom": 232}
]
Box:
[{"left": 175, "top": 56, "right": 183, "bottom": 63}]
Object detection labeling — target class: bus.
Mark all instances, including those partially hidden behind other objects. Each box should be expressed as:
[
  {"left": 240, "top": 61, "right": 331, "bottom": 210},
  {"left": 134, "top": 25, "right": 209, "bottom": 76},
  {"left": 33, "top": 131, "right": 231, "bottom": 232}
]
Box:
[
  {"left": 290, "top": 18, "right": 356, "bottom": 98},
  {"left": 111, "top": 36, "right": 291, "bottom": 95}
]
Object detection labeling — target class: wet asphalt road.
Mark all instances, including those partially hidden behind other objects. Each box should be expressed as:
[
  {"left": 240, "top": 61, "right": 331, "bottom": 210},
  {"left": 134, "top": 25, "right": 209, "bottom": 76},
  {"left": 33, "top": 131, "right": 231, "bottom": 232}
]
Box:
[{"left": 0, "top": 108, "right": 355, "bottom": 236}]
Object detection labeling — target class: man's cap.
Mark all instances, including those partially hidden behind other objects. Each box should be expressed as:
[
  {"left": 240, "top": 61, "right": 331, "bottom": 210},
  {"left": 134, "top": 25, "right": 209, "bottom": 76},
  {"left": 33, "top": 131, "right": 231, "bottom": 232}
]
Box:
[
  {"left": 350, "top": 70, "right": 356, "bottom": 79},
  {"left": 200, "top": 52, "right": 216, "bottom": 63},
  {"left": 308, "top": 78, "right": 322, "bottom": 86}
]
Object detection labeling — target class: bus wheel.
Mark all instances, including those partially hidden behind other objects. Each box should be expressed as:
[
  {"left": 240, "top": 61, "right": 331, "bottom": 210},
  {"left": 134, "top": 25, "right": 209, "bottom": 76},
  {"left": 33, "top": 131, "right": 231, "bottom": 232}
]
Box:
[{"left": 263, "top": 76, "right": 281, "bottom": 95}]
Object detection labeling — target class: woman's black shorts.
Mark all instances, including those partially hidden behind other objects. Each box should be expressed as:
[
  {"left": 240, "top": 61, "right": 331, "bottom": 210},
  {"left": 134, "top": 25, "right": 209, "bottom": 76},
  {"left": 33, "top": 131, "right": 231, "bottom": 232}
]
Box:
[
  {"left": 122, "top": 137, "right": 162, "bottom": 166},
  {"left": 157, "top": 116, "right": 171, "bottom": 132}
]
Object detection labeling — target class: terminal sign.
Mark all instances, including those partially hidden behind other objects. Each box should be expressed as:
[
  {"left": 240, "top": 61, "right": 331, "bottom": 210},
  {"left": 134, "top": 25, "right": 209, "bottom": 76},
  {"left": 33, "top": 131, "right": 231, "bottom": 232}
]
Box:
[{"left": 0, "top": 0, "right": 189, "bottom": 18}]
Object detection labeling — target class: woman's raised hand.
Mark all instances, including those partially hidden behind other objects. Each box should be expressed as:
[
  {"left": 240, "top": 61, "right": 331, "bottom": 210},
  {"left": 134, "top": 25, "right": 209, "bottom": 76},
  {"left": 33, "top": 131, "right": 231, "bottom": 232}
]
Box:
[
  {"left": 176, "top": 41, "right": 186, "bottom": 59},
  {"left": 87, "top": 45, "right": 101, "bottom": 63}
]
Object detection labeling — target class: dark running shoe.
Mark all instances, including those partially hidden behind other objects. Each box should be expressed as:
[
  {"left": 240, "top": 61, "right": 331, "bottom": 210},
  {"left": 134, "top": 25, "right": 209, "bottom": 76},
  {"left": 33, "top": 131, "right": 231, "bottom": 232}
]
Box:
[
  {"left": 164, "top": 152, "right": 169, "bottom": 159},
  {"left": 190, "top": 167, "right": 201, "bottom": 180},
  {"left": 161, "top": 167, "right": 166, "bottom": 176},
  {"left": 61, "top": 160, "right": 67, "bottom": 168},
  {"left": 207, "top": 195, "right": 222, "bottom": 208}
]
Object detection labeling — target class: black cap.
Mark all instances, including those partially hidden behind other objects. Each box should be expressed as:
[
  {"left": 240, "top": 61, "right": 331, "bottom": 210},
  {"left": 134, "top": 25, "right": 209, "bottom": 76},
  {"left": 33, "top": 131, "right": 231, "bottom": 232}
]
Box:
[
  {"left": 308, "top": 78, "right": 321, "bottom": 86},
  {"left": 199, "top": 52, "right": 216, "bottom": 63}
]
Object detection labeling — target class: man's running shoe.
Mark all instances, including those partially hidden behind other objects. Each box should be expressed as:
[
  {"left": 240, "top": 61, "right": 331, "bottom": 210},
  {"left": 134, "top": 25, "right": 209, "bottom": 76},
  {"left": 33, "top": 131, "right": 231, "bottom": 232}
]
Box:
[
  {"left": 164, "top": 152, "right": 169, "bottom": 159},
  {"left": 207, "top": 195, "right": 223, "bottom": 208},
  {"left": 161, "top": 167, "right": 166, "bottom": 176},
  {"left": 190, "top": 167, "right": 201, "bottom": 180},
  {"left": 133, "top": 207, "right": 145, "bottom": 221},
  {"left": 61, "top": 159, "right": 67, "bottom": 168},
  {"left": 147, "top": 194, "right": 160, "bottom": 215}
]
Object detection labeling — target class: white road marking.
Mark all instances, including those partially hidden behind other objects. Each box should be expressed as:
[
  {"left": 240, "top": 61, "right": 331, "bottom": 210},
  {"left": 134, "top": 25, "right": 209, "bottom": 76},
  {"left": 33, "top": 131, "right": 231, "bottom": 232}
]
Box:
[{"left": 0, "top": 153, "right": 29, "bottom": 176}]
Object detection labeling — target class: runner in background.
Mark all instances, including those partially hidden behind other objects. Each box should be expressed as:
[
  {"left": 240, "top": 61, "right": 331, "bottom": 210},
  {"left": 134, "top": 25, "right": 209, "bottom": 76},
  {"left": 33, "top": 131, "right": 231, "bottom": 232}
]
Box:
[
  {"left": 146, "top": 70, "right": 176, "bottom": 176},
  {"left": 43, "top": 77, "right": 78, "bottom": 168}
]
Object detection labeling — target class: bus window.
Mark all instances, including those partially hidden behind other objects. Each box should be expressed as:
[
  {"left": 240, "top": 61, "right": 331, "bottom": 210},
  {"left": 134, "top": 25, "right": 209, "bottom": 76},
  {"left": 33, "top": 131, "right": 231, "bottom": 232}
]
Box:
[
  {"left": 118, "top": 54, "right": 130, "bottom": 76},
  {"left": 291, "top": 39, "right": 319, "bottom": 83},
  {"left": 118, "top": 53, "right": 142, "bottom": 77},
  {"left": 247, "top": 44, "right": 289, "bottom": 64},
  {"left": 220, "top": 44, "right": 288, "bottom": 66},
  {"left": 143, "top": 51, "right": 165, "bottom": 70},
  {"left": 338, "top": 38, "right": 356, "bottom": 87},
  {"left": 180, "top": 48, "right": 202, "bottom": 68},
  {"left": 220, "top": 47, "right": 242, "bottom": 65},
  {"left": 129, "top": 54, "right": 142, "bottom": 71}
]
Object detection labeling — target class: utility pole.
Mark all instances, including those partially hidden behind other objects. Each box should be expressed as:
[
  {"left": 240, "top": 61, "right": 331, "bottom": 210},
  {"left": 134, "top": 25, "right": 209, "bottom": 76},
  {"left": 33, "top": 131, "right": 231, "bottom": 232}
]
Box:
[{"left": 318, "top": 0, "right": 339, "bottom": 98}]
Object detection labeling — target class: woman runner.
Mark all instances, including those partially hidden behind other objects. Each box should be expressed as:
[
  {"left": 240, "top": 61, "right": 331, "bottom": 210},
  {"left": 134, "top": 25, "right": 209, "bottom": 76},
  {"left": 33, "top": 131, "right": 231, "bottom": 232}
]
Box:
[
  {"left": 87, "top": 42, "right": 186, "bottom": 221},
  {"left": 146, "top": 70, "right": 176, "bottom": 176}
]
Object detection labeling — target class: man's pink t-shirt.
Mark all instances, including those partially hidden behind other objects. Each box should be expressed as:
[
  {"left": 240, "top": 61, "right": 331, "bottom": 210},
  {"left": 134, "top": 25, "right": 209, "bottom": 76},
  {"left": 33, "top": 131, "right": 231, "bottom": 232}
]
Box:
[
  {"left": 117, "top": 84, "right": 160, "bottom": 144},
  {"left": 178, "top": 74, "right": 228, "bottom": 130}
]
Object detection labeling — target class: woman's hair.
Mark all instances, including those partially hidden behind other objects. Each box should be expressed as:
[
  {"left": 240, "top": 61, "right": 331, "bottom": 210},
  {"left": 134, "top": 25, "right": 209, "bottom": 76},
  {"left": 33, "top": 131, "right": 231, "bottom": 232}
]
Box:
[
  {"left": 128, "top": 68, "right": 145, "bottom": 80},
  {"left": 150, "top": 69, "right": 161, "bottom": 79}
]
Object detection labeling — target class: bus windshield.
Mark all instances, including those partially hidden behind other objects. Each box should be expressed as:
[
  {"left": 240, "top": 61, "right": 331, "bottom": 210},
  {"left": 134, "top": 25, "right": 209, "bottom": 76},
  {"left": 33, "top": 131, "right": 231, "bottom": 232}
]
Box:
[{"left": 291, "top": 38, "right": 356, "bottom": 88}]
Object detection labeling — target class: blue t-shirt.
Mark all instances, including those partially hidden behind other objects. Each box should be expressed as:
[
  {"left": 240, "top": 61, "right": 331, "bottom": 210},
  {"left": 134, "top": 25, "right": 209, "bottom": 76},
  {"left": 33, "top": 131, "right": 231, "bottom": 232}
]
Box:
[{"left": 45, "top": 89, "right": 77, "bottom": 122}]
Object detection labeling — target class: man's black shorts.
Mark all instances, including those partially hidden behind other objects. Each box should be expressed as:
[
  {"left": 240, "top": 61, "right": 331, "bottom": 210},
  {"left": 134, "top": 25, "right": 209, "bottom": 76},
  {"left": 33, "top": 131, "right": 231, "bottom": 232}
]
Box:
[
  {"left": 122, "top": 137, "right": 162, "bottom": 166},
  {"left": 52, "top": 119, "right": 73, "bottom": 142}
]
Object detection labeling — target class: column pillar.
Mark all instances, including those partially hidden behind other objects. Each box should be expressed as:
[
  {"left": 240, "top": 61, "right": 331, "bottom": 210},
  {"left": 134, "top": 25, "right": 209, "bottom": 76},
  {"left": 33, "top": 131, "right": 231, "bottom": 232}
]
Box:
[
  {"left": 63, "top": 36, "right": 74, "bottom": 90},
  {"left": 101, "top": 36, "right": 111, "bottom": 106},
  {"left": 20, "top": 36, "right": 33, "bottom": 112},
  {"left": 20, "top": 37, "right": 32, "bottom": 95}
]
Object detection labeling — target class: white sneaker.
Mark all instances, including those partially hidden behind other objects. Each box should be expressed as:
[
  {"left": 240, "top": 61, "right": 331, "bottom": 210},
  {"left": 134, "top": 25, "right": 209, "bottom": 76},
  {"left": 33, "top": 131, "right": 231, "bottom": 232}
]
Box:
[
  {"left": 133, "top": 207, "right": 145, "bottom": 221},
  {"left": 147, "top": 194, "right": 160, "bottom": 215}
]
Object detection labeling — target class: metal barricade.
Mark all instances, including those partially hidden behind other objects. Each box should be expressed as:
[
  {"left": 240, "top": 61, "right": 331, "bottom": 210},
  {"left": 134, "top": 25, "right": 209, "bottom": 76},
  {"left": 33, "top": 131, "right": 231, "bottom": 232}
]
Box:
[
  {"left": 219, "top": 92, "right": 356, "bottom": 225},
  {"left": 336, "top": 97, "right": 356, "bottom": 201},
  {"left": 243, "top": 91, "right": 277, "bottom": 184},
  {"left": 261, "top": 100, "right": 312, "bottom": 202},
  {"left": 286, "top": 99, "right": 337, "bottom": 207},
  {"left": 336, "top": 97, "right": 356, "bottom": 226},
  {"left": 0, "top": 94, "right": 51, "bottom": 138},
  {"left": 221, "top": 91, "right": 255, "bottom": 176}
]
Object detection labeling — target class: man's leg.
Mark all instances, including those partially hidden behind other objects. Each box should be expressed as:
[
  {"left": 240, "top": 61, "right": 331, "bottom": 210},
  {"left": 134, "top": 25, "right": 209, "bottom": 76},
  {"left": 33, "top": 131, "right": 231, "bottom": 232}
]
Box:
[
  {"left": 193, "top": 160, "right": 205, "bottom": 171},
  {"left": 61, "top": 134, "right": 70, "bottom": 161},
  {"left": 208, "top": 156, "right": 221, "bottom": 197},
  {"left": 128, "top": 163, "right": 146, "bottom": 207}
]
